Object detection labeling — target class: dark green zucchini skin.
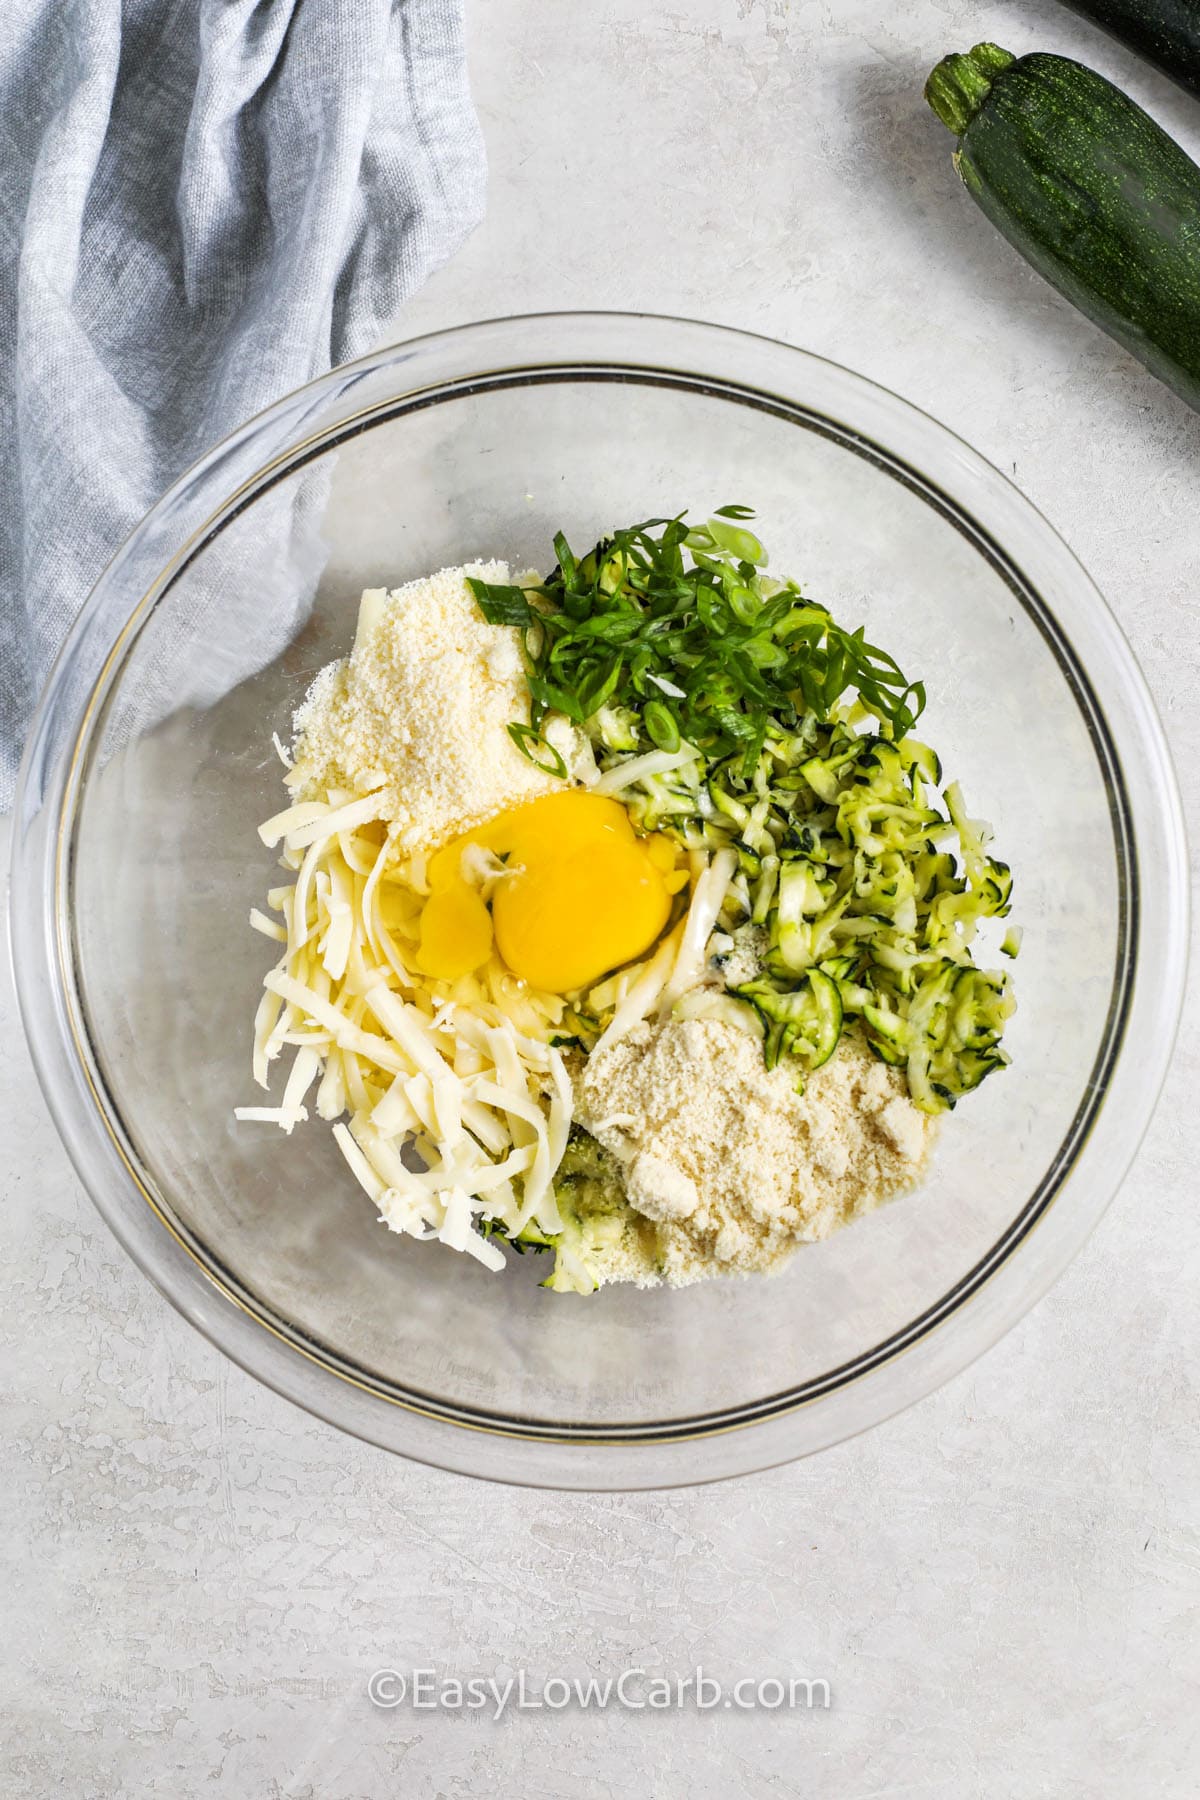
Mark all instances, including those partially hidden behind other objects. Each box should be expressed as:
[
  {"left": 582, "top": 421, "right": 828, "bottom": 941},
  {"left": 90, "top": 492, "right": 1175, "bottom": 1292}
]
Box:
[
  {"left": 926, "top": 45, "right": 1200, "bottom": 411},
  {"left": 1058, "top": 1, "right": 1200, "bottom": 97}
]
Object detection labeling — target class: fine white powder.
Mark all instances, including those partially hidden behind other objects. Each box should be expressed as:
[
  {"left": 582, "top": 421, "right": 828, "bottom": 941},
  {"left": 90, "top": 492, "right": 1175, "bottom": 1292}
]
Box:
[
  {"left": 286, "top": 563, "right": 582, "bottom": 855},
  {"left": 575, "top": 1018, "right": 936, "bottom": 1285}
]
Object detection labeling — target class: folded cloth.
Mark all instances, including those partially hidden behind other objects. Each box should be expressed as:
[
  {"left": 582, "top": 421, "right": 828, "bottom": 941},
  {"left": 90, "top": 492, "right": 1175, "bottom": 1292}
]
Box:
[{"left": 0, "top": 0, "right": 486, "bottom": 804}]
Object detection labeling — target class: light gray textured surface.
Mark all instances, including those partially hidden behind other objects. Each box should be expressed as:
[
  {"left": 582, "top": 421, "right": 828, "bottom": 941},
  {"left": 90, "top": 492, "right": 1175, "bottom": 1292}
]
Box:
[{"left": 4, "top": 1, "right": 1199, "bottom": 1795}]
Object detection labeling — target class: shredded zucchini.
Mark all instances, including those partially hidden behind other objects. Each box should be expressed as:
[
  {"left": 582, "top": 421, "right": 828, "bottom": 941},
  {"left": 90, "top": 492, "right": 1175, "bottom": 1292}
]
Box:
[
  {"left": 484, "top": 1130, "right": 653, "bottom": 1293},
  {"left": 612, "top": 720, "right": 1016, "bottom": 1111}
]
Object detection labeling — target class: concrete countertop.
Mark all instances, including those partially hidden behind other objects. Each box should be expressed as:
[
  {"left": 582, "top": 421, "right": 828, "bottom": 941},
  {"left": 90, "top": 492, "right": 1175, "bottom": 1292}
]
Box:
[{"left": 4, "top": 2, "right": 1198, "bottom": 1794}]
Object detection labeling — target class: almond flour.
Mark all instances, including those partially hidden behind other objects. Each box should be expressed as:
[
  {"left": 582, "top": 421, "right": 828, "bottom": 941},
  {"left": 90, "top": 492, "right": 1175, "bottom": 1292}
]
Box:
[{"left": 574, "top": 1017, "right": 935, "bottom": 1285}]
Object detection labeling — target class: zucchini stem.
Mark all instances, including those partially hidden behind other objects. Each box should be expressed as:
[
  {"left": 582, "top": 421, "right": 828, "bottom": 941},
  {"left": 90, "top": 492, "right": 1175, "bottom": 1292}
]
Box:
[{"left": 925, "top": 42, "right": 1016, "bottom": 136}]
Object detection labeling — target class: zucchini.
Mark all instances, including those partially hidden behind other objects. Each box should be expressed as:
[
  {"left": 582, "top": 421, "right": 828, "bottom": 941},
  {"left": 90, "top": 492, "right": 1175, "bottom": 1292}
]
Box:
[
  {"left": 732, "top": 970, "right": 844, "bottom": 1076},
  {"left": 1057, "top": 1, "right": 1200, "bottom": 97},
  {"left": 770, "top": 858, "right": 837, "bottom": 973},
  {"left": 925, "top": 43, "right": 1200, "bottom": 412}
]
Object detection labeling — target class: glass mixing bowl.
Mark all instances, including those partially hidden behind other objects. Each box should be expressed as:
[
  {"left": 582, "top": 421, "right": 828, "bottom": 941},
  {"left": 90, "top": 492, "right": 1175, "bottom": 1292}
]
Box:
[{"left": 10, "top": 313, "right": 1188, "bottom": 1488}]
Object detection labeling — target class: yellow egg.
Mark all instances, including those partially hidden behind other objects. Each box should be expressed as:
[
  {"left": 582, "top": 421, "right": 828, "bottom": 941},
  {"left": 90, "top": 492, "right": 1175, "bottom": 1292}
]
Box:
[
  {"left": 413, "top": 880, "right": 492, "bottom": 980},
  {"left": 415, "top": 790, "right": 675, "bottom": 992},
  {"left": 492, "top": 800, "right": 673, "bottom": 991}
]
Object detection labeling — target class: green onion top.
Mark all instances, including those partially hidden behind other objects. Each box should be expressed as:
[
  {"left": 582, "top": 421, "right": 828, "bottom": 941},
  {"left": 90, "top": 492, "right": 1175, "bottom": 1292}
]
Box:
[{"left": 469, "top": 510, "right": 925, "bottom": 778}]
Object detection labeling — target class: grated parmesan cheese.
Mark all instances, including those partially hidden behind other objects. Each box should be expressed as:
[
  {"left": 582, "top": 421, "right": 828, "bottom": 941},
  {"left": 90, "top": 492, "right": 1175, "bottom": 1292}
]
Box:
[{"left": 285, "top": 564, "right": 585, "bottom": 855}]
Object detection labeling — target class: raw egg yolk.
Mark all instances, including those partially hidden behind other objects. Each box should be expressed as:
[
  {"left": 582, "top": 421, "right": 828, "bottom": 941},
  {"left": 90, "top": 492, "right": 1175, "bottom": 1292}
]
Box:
[{"left": 415, "top": 790, "right": 682, "bottom": 992}]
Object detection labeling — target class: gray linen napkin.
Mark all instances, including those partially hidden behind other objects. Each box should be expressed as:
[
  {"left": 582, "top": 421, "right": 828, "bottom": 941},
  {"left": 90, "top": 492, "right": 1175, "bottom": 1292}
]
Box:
[{"left": 0, "top": 0, "right": 486, "bottom": 805}]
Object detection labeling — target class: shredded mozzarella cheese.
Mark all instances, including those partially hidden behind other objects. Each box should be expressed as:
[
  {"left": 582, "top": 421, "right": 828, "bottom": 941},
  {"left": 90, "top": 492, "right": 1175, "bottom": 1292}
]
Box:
[{"left": 242, "top": 790, "right": 576, "bottom": 1271}]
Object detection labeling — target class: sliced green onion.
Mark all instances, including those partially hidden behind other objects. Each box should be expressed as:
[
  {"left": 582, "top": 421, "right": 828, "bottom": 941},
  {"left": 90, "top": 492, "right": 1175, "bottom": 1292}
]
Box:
[
  {"left": 507, "top": 723, "right": 568, "bottom": 778},
  {"left": 552, "top": 530, "right": 577, "bottom": 585},
  {"left": 729, "top": 586, "right": 760, "bottom": 626},
  {"left": 706, "top": 518, "right": 765, "bottom": 564},
  {"left": 467, "top": 578, "right": 535, "bottom": 626},
  {"left": 575, "top": 659, "right": 624, "bottom": 716},
  {"left": 643, "top": 700, "right": 681, "bottom": 752}
]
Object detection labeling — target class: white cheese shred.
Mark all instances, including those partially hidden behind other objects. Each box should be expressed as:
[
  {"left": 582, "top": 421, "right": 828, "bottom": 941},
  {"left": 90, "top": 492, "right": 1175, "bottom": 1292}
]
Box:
[{"left": 242, "top": 771, "right": 576, "bottom": 1273}]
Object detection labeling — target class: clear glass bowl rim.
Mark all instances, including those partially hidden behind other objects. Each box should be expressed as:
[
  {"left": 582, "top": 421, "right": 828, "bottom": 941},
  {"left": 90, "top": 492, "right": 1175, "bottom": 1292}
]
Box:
[{"left": 8, "top": 311, "right": 1190, "bottom": 1489}]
